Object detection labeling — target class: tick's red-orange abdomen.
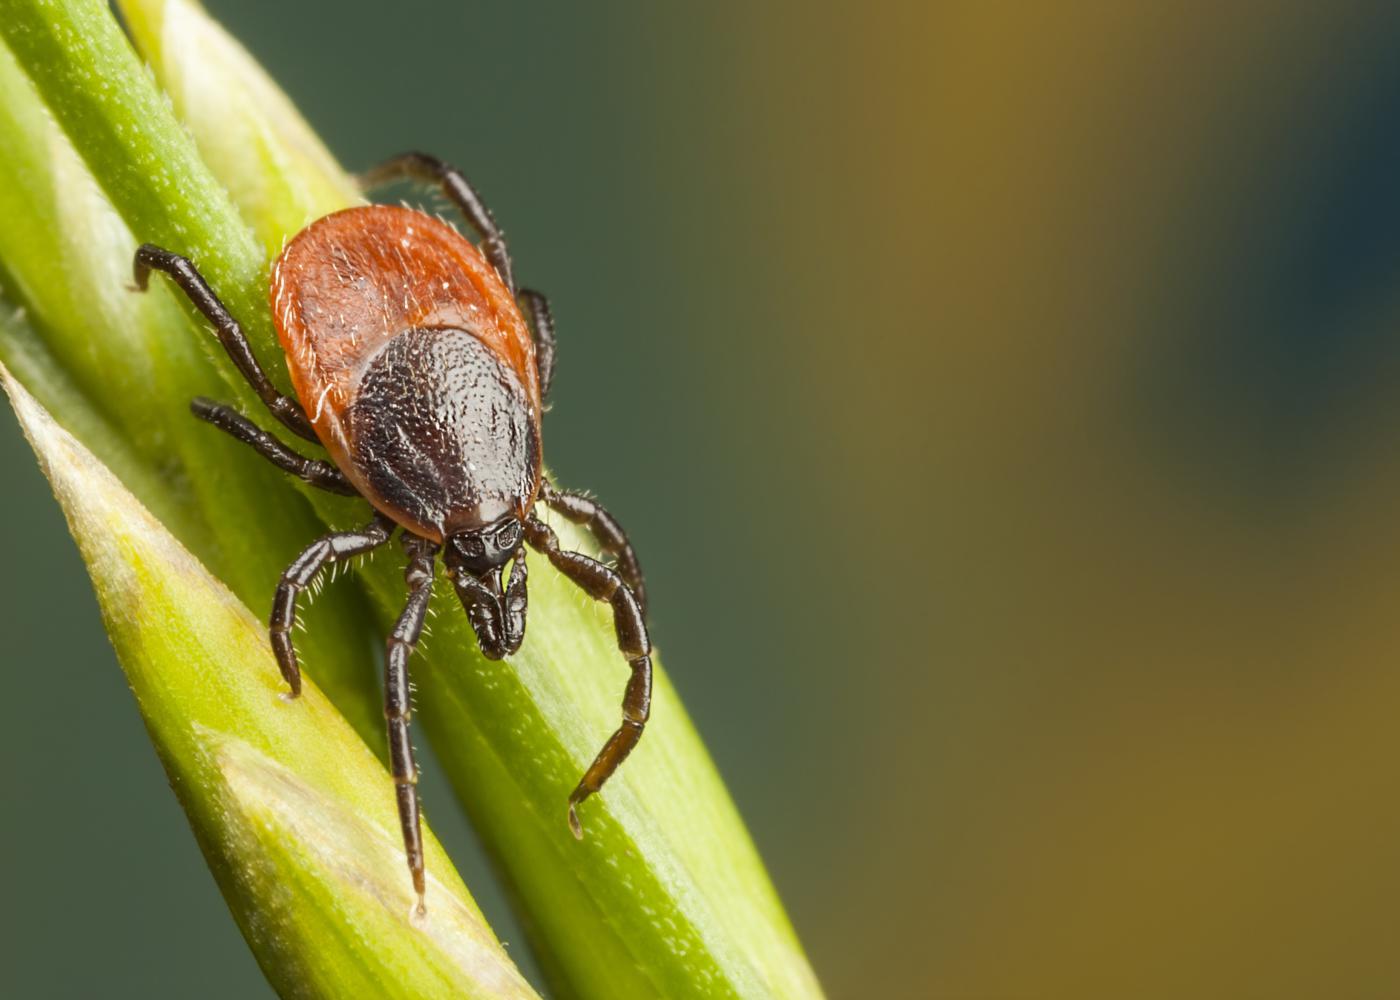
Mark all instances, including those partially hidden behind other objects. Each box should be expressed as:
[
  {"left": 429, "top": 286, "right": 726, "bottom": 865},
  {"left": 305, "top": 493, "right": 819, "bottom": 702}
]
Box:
[
  {"left": 271, "top": 205, "right": 543, "bottom": 538},
  {"left": 272, "top": 205, "right": 541, "bottom": 450}
]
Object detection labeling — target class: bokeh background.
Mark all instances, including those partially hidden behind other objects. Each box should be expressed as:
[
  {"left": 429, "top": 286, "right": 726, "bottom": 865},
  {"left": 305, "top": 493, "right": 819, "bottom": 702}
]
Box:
[{"left": 4, "top": 1, "right": 1400, "bottom": 997}]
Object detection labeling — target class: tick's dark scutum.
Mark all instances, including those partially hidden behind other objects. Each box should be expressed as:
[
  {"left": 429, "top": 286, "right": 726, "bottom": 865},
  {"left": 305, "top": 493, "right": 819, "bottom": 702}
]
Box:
[{"left": 349, "top": 326, "right": 540, "bottom": 539}]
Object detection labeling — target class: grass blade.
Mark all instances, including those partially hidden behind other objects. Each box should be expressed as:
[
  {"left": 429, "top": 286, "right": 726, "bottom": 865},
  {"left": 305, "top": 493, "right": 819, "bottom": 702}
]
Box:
[
  {"left": 3, "top": 369, "right": 537, "bottom": 1000},
  {"left": 6, "top": 0, "right": 825, "bottom": 994},
  {"left": 119, "top": 0, "right": 362, "bottom": 255},
  {"left": 0, "top": 16, "right": 386, "bottom": 748}
]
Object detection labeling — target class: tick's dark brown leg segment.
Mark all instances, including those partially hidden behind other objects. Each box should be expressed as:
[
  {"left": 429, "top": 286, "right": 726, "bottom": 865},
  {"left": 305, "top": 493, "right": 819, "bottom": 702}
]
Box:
[
  {"left": 270, "top": 514, "right": 395, "bottom": 696},
  {"left": 524, "top": 514, "right": 652, "bottom": 838},
  {"left": 132, "top": 244, "right": 318, "bottom": 443},
  {"left": 358, "top": 152, "right": 515, "bottom": 294},
  {"left": 517, "top": 288, "right": 557, "bottom": 399},
  {"left": 190, "top": 397, "right": 357, "bottom": 495},
  {"left": 387, "top": 534, "right": 437, "bottom": 914},
  {"left": 540, "top": 481, "right": 647, "bottom": 618}
]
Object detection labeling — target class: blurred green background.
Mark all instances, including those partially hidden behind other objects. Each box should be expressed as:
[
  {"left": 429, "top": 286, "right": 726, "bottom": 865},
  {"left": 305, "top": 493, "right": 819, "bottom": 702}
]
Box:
[{"left": 4, "top": 1, "right": 1400, "bottom": 997}]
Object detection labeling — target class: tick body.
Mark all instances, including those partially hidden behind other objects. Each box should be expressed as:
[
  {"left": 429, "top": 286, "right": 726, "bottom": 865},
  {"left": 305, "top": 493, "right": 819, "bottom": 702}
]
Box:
[
  {"left": 133, "top": 153, "right": 652, "bottom": 913},
  {"left": 275, "top": 206, "right": 543, "bottom": 537}
]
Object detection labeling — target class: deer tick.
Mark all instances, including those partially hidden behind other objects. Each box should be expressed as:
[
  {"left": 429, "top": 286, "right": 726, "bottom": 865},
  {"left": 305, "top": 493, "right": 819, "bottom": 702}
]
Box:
[{"left": 133, "top": 153, "right": 652, "bottom": 913}]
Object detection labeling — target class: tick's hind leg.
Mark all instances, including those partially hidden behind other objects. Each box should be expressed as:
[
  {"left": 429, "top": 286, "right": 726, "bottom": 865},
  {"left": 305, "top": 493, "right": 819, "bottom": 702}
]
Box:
[
  {"left": 540, "top": 482, "right": 647, "bottom": 617},
  {"left": 271, "top": 514, "right": 394, "bottom": 696},
  {"left": 386, "top": 534, "right": 438, "bottom": 913},
  {"left": 191, "top": 398, "right": 356, "bottom": 495},
  {"left": 524, "top": 514, "right": 651, "bottom": 837},
  {"left": 517, "top": 288, "right": 557, "bottom": 399},
  {"left": 358, "top": 152, "right": 515, "bottom": 293},
  {"left": 133, "top": 244, "right": 318, "bottom": 442}
]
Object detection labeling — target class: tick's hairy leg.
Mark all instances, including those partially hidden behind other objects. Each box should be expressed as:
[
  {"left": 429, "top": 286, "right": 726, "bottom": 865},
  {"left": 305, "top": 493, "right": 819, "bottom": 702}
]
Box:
[
  {"left": 133, "top": 244, "right": 318, "bottom": 442},
  {"left": 539, "top": 481, "right": 647, "bottom": 617},
  {"left": 524, "top": 513, "right": 651, "bottom": 837},
  {"left": 386, "top": 534, "right": 438, "bottom": 913},
  {"left": 190, "top": 398, "right": 355, "bottom": 495},
  {"left": 517, "top": 288, "right": 557, "bottom": 399},
  {"left": 358, "top": 152, "right": 516, "bottom": 294},
  {"left": 270, "top": 514, "right": 394, "bottom": 696}
]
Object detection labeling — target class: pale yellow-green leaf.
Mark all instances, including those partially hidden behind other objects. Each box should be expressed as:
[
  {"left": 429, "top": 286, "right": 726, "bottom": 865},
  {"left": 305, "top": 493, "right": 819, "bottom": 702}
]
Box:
[
  {"left": 120, "top": 0, "right": 363, "bottom": 256},
  {"left": 0, "top": 29, "right": 387, "bottom": 753},
  {"left": 4, "top": 0, "right": 825, "bottom": 995},
  {"left": 3, "top": 368, "right": 537, "bottom": 1000}
]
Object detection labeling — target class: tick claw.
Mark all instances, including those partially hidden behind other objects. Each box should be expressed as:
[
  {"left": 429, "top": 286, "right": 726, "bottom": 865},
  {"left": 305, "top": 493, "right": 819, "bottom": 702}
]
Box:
[{"left": 568, "top": 802, "right": 584, "bottom": 840}]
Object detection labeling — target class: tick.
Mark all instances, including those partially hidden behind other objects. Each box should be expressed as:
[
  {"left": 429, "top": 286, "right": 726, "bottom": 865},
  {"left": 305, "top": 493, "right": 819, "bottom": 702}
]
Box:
[{"left": 133, "top": 152, "right": 652, "bottom": 913}]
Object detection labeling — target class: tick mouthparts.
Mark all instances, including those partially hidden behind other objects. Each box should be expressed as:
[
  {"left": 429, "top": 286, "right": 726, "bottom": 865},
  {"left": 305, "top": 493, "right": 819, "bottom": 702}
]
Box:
[
  {"left": 450, "top": 562, "right": 504, "bottom": 597},
  {"left": 486, "top": 562, "right": 512, "bottom": 600}
]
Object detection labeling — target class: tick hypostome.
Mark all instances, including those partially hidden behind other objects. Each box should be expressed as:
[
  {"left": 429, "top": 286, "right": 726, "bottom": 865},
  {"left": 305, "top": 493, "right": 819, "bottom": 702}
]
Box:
[{"left": 133, "top": 152, "right": 652, "bottom": 914}]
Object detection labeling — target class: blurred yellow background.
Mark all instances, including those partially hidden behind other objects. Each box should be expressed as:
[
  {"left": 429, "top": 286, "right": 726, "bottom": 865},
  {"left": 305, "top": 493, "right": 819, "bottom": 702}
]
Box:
[
  {"left": 746, "top": 4, "right": 1400, "bottom": 996},
  {"left": 3, "top": 2, "right": 1398, "bottom": 997}
]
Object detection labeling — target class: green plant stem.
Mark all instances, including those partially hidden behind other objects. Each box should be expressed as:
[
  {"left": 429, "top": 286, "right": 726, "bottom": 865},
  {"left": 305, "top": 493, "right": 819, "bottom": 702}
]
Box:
[
  {"left": 4, "top": 369, "right": 535, "bottom": 1000},
  {"left": 0, "top": 11, "right": 387, "bottom": 749},
  {"left": 0, "top": 0, "right": 268, "bottom": 339},
  {"left": 3, "top": 1, "right": 825, "bottom": 996}
]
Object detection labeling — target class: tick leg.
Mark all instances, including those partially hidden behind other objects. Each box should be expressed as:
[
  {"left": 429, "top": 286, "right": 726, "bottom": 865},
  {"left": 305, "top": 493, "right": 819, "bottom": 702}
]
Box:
[
  {"left": 191, "top": 398, "right": 357, "bottom": 495},
  {"left": 133, "top": 244, "right": 318, "bottom": 443},
  {"left": 540, "top": 481, "right": 647, "bottom": 618},
  {"left": 358, "top": 152, "right": 515, "bottom": 294},
  {"left": 517, "top": 288, "right": 557, "bottom": 400},
  {"left": 271, "top": 514, "right": 395, "bottom": 696},
  {"left": 524, "top": 514, "right": 651, "bottom": 838},
  {"left": 386, "top": 534, "right": 438, "bottom": 914}
]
